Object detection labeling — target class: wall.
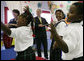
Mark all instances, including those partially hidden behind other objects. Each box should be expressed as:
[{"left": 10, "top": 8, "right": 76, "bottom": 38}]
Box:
[
  {"left": 5, "top": 1, "right": 42, "bottom": 17},
  {"left": 1, "top": 1, "right": 7, "bottom": 23},
  {"left": 50, "top": 1, "right": 78, "bottom": 21},
  {"left": 2, "top": 1, "right": 80, "bottom": 22}
]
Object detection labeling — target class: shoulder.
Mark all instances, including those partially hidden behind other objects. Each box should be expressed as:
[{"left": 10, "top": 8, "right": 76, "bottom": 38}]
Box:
[
  {"left": 56, "top": 21, "right": 66, "bottom": 27},
  {"left": 34, "top": 17, "right": 39, "bottom": 22},
  {"left": 17, "top": 26, "right": 32, "bottom": 34},
  {"left": 41, "top": 17, "right": 46, "bottom": 21},
  {"left": 9, "top": 19, "right": 13, "bottom": 22},
  {"left": 65, "top": 23, "right": 83, "bottom": 35},
  {"left": 35, "top": 17, "right": 38, "bottom": 19},
  {"left": 9, "top": 18, "right": 15, "bottom": 23},
  {"left": 60, "top": 19, "right": 66, "bottom": 24},
  {"left": 41, "top": 17, "right": 44, "bottom": 19},
  {"left": 60, "top": 21, "right": 66, "bottom": 24},
  {"left": 17, "top": 26, "right": 30, "bottom": 30},
  {"left": 80, "top": 21, "right": 83, "bottom": 26},
  {"left": 58, "top": 21, "right": 66, "bottom": 26},
  {"left": 10, "top": 18, "right": 15, "bottom": 21}
]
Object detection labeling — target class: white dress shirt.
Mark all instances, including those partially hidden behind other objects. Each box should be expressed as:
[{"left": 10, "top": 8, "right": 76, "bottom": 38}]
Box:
[
  {"left": 61, "top": 23, "right": 83, "bottom": 60},
  {"left": 9, "top": 26, "right": 33, "bottom": 52}
]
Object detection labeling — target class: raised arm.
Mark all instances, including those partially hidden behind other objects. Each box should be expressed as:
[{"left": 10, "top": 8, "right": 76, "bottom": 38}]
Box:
[
  {"left": 1, "top": 22, "right": 11, "bottom": 36},
  {"left": 50, "top": 23, "right": 68, "bottom": 53}
]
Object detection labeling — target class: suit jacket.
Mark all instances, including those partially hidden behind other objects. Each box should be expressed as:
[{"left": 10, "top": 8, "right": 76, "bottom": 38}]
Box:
[{"left": 35, "top": 17, "right": 48, "bottom": 38}]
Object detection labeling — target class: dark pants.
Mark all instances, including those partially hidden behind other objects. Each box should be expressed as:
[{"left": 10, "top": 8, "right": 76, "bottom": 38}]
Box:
[
  {"left": 33, "top": 38, "right": 36, "bottom": 45},
  {"left": 35, "top": 37, "right": 48, "bottom": 59},
  {"left": 16, "top": 46, "right": 36, "bottom": 60},
  {"left": 50, "top": 39, "right": 62, "bottom": 60}
]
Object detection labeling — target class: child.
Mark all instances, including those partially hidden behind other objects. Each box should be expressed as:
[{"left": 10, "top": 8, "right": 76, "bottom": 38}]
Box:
[
  {"left": 1, "top": 6, "right": 36, "bottom": 60},
  {"left": 50, "top": 9, "right": 67, "bottom": 60},
  {"left": 50, "top": 2, "right": 83, "bottom": 60}
]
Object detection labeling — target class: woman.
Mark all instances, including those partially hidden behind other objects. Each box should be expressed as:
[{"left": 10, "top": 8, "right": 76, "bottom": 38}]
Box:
[
  {"left": 3, "top": 9, "right": 20, "bottom": 48},
  {"left": 7, "top": 9, "right": 20, "bottom": 28}
]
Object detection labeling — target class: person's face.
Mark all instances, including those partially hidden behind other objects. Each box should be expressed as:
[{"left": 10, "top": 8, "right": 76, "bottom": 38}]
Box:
[
  {"left": 12, "top": 12, "right": 18, "bottom": 18},
  {"left": 56, "top": 11, "right": 64, "bottom": 21},
  {"left": 36, "top": 9, "right": 41, "bottom": 17},
  {"left": 17, "top": 16, "right": 26, "bottom": 27},
  {"left": 67, "top": 5, "right": 81, "bottom": 22}
]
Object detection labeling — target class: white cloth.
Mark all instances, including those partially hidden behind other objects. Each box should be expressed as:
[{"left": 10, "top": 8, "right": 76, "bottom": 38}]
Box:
[
  {"left": 56, "top": 19, "right": 67, "bottom": 36},
  {"left": 80, "top": 21, "right": 83, "bottom": 26},
  {"left": 9, "top": 26, "right": 33, "bottom": 52},
  {"left": 61, "top": 23, "right": 83, "bottom": 60}
]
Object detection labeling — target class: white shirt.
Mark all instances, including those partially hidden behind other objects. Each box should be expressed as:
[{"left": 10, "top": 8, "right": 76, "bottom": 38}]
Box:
[
  {"left": 80, "top": 21, "right": 83, "bottom": 26},
  {"left": 9, "top": 26, "right": 33, "bottom": 52},
  {"left": 61, "top": 23, "right": 83, "bottom": 60},
  {"left": 56, "top": 19, "right": 67, "bottom": 36}
]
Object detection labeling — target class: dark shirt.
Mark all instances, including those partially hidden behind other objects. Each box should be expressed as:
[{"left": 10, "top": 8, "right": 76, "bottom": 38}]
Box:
[{"left": 8, "top": 18, "right": 17, "bottom": 28}]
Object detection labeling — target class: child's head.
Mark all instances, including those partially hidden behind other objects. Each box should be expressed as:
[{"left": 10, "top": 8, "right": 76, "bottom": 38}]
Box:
[
  {"left": 17, "top": 13, "right": 33, "bottom": 27},
  {"left": 55, "top": 9, "right": 65, "bottom": 21},
  {"left": 67, "top": 2, "right": 83, "bottom": 23}
]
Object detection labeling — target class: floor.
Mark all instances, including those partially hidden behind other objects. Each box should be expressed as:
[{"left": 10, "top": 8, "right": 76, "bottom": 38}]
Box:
[
  {"left": 1, "top": 46, "right": 16, "bottom": 60},
  {"left": 35, "top": 51, "right": 50, "bottom": 60},
  {"left": 1, "top": 46, "right": 50, "bottom": 60}
]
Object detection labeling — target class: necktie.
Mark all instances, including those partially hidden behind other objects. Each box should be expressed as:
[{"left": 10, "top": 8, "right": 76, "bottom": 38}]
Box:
[{"left": 39, "top": 17, "right": 42, "bottom": 23}]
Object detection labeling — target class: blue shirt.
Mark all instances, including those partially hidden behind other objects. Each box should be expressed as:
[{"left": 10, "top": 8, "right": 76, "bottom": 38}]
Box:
[{"left": 8, "top": 18, "right": 17, "bottom": 28}]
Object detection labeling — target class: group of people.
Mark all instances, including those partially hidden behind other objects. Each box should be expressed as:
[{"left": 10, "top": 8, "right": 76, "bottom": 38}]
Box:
[{"left": 1, "top": 2, "right": 83, "bottom": 60}]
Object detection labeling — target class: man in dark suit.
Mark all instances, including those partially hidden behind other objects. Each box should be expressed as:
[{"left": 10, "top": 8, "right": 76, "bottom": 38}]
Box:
[{"left": 34, "top": 9, "right": 48, "bottom": 59}]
